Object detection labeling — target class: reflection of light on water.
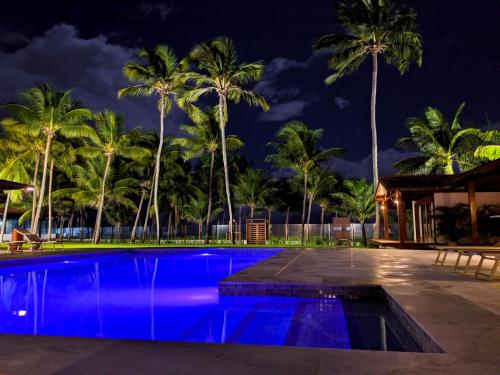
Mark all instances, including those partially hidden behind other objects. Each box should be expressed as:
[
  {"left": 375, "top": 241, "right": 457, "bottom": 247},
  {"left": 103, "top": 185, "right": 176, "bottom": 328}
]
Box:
[
  {"left": 200, "top": 253, "right": 213, "bottom": 256},
  {"left": 13, "top": 310, "right": 27, "bottom": 316}
]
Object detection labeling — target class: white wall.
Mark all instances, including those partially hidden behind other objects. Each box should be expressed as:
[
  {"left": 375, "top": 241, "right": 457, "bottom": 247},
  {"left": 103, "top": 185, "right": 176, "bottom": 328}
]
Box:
[{"left": 434, "top": 192, "right": 500, "bottom": 208}]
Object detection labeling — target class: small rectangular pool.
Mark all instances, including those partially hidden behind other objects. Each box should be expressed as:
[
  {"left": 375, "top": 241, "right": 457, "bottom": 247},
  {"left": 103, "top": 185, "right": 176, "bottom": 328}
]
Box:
[{"left": 0, "top": 249, "right": 422, "bottom": 351}]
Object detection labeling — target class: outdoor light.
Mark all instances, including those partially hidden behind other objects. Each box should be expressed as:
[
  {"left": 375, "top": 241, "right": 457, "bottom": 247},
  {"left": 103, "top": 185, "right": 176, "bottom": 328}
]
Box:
[
  {"left": 24, "top": 186, "right": 34, "bottom": 193},
  {"left": 381, "top": 204, "right": 385, "bottom": 210}
]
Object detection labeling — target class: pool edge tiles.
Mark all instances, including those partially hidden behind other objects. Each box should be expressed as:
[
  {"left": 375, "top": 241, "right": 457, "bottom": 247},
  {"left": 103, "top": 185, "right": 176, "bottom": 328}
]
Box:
[{"left": 218, "top": 281, "right": 444, "bottom": 354}]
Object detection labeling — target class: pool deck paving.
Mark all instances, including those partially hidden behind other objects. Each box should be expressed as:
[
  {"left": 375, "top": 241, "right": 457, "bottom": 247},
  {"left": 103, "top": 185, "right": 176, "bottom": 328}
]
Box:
[{"left": 0, "top": 247, "right": 498, "bottom": 374}]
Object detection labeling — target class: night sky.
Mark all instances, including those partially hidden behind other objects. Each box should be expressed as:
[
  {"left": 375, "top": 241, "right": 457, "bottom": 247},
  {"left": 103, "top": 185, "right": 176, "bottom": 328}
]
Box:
[{"left": 1, "top": 0, "right": 499, "bottom": 179}]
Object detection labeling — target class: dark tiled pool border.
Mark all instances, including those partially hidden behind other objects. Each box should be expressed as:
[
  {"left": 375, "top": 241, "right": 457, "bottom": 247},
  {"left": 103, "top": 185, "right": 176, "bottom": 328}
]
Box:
[{"left": 219, "top": 281, "right": 444, "bottom": 354}]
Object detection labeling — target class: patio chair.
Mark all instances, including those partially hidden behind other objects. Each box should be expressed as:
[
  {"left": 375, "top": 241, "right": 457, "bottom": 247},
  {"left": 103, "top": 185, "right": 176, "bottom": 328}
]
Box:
[{"left": 13, "top": 228, "right": 63, "bottom": 252}]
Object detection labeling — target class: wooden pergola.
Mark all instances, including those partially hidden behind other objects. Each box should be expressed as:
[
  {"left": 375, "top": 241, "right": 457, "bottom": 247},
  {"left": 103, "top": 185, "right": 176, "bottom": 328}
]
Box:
[{"left": 374, "top": 159, "right": 500, "bottom": 246}]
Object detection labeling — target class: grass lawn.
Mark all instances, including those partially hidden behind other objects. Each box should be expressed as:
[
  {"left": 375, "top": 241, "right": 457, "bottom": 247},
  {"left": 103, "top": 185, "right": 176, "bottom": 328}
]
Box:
[{"left": 0, "top": 240, "right": 363, "bottom": 252}]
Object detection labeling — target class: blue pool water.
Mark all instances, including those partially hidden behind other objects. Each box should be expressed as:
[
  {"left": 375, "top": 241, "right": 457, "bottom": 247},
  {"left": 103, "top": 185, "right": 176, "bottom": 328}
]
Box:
[{"left": 0, "top": 249, "right": 421, "bottom": 351}]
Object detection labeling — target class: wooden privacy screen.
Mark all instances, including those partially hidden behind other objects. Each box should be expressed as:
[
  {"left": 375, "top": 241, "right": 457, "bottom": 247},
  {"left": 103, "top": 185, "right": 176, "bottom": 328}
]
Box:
[{"left": 246, "top": 219, "right": 268, "bottom": 244}]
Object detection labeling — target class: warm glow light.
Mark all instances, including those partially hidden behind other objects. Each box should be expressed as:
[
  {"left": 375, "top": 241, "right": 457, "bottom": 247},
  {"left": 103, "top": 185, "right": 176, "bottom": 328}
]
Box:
[{"left": 25, "top": 187, "right": 34, "bottom": 193}]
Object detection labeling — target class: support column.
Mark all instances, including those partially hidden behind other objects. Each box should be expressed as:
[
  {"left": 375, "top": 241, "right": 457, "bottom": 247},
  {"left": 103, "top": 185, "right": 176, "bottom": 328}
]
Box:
[
  {"left": 396, "top": 192, "right": 407, "bottom": 244},
  {"left": 383, "top": 200, "right": 390, "bottom": 240},
  {"left": 468, "top": 181, "right": 479, "bottom": 244}
]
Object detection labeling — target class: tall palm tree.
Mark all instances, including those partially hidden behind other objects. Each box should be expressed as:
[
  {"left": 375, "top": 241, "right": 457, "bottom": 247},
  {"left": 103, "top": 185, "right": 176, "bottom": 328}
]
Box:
[
  {"left": 53, "top": 158, "right": 136, "bottom": 241},
  {"left": 172, "top": 110, "right": 243, "bottom": 243},
  {"left": 0, "top": 155, "right": 30, "bottom": 241},
  {"left": 306, "top": 169, "right": 337, "bottom": 240},
  {"left": 2, "top": 84, "right": 94, "bottom": 234},
  {"left": 233, "top": 169, "right": 275, "bottom": 219},
  {"left": 79, "top": 110, "right": 150, "bottom": 243},
  {"left": 118, "top": 45, "right": 187, "bottom": 243},
  {"left": 0, "top": 125, "right": 44, "bottom": 227},
  {"left": 332, "top": 179, "right": 375, "bottom": 246},
  {"left": 267, "top": 121, "right": 344, "bottom": 244},
  {"left": 394, "top": 103, "right": 482, "bottom": 175},
  {"left": 315, "top": 0, "right": 423, "bottom": 236},
  {"left": 182, "top": 37, "right": 269, "bottom": 243}
]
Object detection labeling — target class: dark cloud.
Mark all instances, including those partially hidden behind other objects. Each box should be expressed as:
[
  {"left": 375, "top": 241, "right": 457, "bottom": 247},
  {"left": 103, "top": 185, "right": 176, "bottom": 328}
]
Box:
[
  {"left": 138, "top": 2, "right": 177, "bottom": 21},
  {"left": 332, "top": 148, "right": 419, "bottom": 180},
  {"left": 334, "top": 96, "right": 351, "bottom": 110},
  {"left": 0, "top": 24, "right": 186, "bottom": 134},
  {"left": 259, "top": 100, "right": 310, "bottom": 122}
]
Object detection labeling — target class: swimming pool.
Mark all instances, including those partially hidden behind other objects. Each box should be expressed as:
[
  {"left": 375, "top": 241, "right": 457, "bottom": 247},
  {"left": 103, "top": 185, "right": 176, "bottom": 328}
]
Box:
[{"left": 0, "top": 249, "right": 421, "bottom": 351}]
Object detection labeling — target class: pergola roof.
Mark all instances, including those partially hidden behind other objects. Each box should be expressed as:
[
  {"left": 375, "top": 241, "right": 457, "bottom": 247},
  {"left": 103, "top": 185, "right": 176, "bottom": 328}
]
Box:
[
  {"left": 376, "top": 159, "right": 500, "bottom": 202},
  {"left": 0, "top": 179, "right": 32, "bottom": 191}
]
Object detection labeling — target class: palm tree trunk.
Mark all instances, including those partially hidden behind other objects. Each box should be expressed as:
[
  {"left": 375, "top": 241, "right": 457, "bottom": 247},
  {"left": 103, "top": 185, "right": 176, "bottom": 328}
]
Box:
[
  {"left": 47, "top": 159, "right": 54, "bottom": 240},
  {"left": 361, "top": 220, "right": 367, "bottom": 246},
  {"left": 218, "top": 95, "right": 234, "bottom": 244},
  {"left": 93, "top": 154, "right": 112, "bottom": 244},
  {"left": 250, "top": 206, "right": 254, "bottom": 219},
  {"left": 301, "top": 171, "right": 308, "bottom": 245},
  {"left": 0, "top": 191, "right": 11, "bottom": 242},
  {"left": 167, "top": 210, "right": 172, "bottom": 240},
  {"left": 30, "top": 152, "right": 40, "bottom": 231},
  {"left": 33, "top": 135, "right": 53, "bottom": 234},
  {"left": 154, "top": 97, "right": 165, "bottom": 245},
  {"left": 142, "top": 172, "right": 155, "bottom": 241},
  {"left": 58, "top": 215, "right": 64, "bottom": 241},
  {"left": 67, "top": 209, "right": 74, "bottom": 241},
  {"left": 268, "top": 208, "right": 272, "bottom": 239},
  {"left": 320, "top": 207, "right": 325, "bottom": 238},
  {"left": 306, "top": 194, "right": 313, "bottom": 243},
  {"left": 198, "top": 222, "right": 202, "bottom": 240},
  {"left": 371, "top": 52, "right": 380, "bottom": 239},
  {"left": 285, "top": 206, "right": 289, "bottom": 242},
  {"left": 204, "top": 151, "right": 216, "bottom": 244},
  {"left": 131, "top": 190, "right": 146, "bottom": 243}
]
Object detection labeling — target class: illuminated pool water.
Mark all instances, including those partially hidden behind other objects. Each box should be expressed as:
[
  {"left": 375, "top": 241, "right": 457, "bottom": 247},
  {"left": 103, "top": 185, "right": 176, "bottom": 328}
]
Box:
[{"left": 0, "top": 249, "right": 421, "bottom": 351}]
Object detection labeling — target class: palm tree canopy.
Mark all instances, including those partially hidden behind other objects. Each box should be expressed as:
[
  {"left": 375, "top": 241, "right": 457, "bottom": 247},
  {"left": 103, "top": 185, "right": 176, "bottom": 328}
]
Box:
[
  {"left": 473, "top": 130, "right": 500, "bottom": 161},
  {"left": 314, "top": 0, "right": 423, "bottom": 84},
  {"left": 79, "top": 110, "right": 151, "bottom": 161},
  {"left": 118, "top": 45, "right": 187, "bottom": 113},
  {"left": 233, "top": 169, "right": 276, "bottom": 210},
  {"left": 181, "top": 37, "right": 270, "bottom": 114},
  {"left": 394, "top": 103, "right": 483, "bottom": 175},
  {"left": 173, "top": 110, "right": 244, "bottom": 160},
  {"left": 2, "top": 84, "right": 94, "bottom": 140},
  {"left": 183, "top": 189, "right": 223, "bottom": 224},
  {"left": 331, "top": 179, "right": 375, "bottom": 223},
  {"left": 266, "top": 121, "right": 345, "bottom": 175},
  {"left": 53, "top": 157, "right": 136, "bottom": 209}
]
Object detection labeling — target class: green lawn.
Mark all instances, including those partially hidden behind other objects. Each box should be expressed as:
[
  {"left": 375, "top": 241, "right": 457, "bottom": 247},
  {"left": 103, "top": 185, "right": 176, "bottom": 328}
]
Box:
[{"left": 0, "top": 240, "right": 362, "bottom": 252}]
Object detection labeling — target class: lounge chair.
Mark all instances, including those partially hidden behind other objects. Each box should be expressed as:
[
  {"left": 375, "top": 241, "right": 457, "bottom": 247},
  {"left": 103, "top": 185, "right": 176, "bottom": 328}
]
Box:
[
  {"left": 13, "top": 229, "right": 63, "bottom": 252},
  {"left": 434, "top": 245, "right": 500, "bottom": 281}
]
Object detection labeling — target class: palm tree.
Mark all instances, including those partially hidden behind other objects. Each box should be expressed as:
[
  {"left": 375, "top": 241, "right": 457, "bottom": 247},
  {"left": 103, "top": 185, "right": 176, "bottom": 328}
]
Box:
[
  {"left": 332, "top": 179, "right": 375, "bottom": 246},
  {"left": 315, "top": 0, "right": 423, "bottom": 236},
  {"left": 306, "top": 169, "right": 337, "bottom": 240},
  {"left": 183, "top": 37, "right": 269, "bottom": 243},
  {"left": 53, "top": 158, "right": 136, "bottom": 241},
  {"left": 474, "top": 130, "right": 500, "bottom": 161},
  {"left": 0, "top": 156, "right": 30, "bottom": 241},
  {"left": 2, "top": 84, "right": 94, "bottom": 234},
  {"left": 183, "top": 189, "right": 223, "bottom": 240},
  {"left": 394, "top": 103, "right": 482, "bottom": 175},
  {"left": 233, "top": 169, "right": 275, "bottom": 219},
  {"left": 0, "top": 125, "right": 44, "bottom": 227},
  {"left": 172, "top": 110, "right": 243, "bottom": 243},
  {"left": 266, "top": 121, "right": 344, "bottom": 244},
  {"left": 78, "top": 110, "right": 150, "bottom": 243},
  {"left": 118, "top": 45, "right": 187, "bottom": 244}
]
